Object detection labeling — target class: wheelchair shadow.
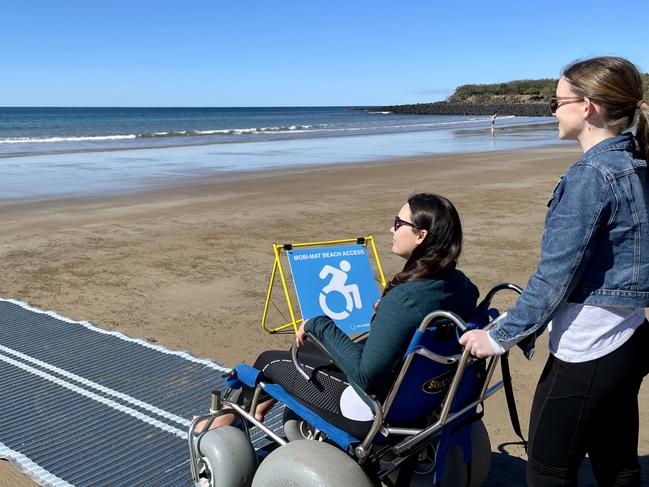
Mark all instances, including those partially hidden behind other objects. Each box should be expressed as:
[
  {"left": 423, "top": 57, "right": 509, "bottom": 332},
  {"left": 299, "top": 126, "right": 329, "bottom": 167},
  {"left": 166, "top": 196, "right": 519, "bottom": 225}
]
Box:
[{"left": 483, "top": 443, "right": 649, "bottom": 486}]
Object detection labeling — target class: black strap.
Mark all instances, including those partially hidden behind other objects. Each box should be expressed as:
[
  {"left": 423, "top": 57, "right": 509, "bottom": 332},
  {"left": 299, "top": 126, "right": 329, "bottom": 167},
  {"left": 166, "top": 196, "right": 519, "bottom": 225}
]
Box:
[{"left": 501, "top": 351, "right": 528, "bottom": 452}]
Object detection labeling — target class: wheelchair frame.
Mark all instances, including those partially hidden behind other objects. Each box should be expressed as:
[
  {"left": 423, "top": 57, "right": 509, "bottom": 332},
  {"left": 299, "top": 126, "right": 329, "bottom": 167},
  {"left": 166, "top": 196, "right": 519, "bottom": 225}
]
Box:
[{"left": 189, "top": 283, "right": 522, "bottom": 485}]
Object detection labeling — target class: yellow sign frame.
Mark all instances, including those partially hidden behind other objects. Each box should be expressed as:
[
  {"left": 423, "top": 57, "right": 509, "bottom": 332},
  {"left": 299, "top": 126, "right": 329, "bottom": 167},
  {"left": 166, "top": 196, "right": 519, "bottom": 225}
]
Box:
[{"left": 261, "top": 236, "right": 387, "bottom": 334}]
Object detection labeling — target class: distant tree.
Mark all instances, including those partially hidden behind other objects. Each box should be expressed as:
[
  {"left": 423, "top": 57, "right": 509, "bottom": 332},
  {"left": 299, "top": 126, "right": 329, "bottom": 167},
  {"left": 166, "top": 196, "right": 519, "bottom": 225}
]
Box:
[
  {"left": 447, "top": 74, "right": 648, "bottom": 104},
  {"left": 448, "top": 79, "right": 557, "bottom": 102}
]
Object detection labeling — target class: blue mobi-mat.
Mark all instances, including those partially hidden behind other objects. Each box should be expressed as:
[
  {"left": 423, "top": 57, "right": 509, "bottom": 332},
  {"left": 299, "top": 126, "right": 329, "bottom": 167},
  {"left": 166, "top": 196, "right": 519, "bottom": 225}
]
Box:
[{"left": 0, "top": 297, "right": 254, "bottom": 486}]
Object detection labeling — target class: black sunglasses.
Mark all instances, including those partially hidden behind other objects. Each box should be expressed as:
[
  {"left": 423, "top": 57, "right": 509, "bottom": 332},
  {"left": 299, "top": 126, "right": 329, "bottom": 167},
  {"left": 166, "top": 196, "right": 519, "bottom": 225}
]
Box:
[
  {"left": 394, "top": 215, "right": 419, "bottom": 231},
  {"left": 549, "top": 95, "right": 584, "bottom": 114}
]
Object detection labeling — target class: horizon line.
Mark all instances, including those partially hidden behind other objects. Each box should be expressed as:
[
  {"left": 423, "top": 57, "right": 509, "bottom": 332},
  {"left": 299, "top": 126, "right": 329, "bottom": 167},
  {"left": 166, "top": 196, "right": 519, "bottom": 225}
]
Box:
[{"left": 0, "top": 104, "right": 391, "bottom": 109}]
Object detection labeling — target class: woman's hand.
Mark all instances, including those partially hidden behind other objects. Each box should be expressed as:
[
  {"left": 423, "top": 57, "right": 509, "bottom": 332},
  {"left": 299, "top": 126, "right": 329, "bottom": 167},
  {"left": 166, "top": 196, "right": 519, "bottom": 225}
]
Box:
[
  {"left": 459, "top": 329, "right": 497, "bottom": 358},
  {"left": 296, "top": 320, "right": 309, "bottom": 348}
]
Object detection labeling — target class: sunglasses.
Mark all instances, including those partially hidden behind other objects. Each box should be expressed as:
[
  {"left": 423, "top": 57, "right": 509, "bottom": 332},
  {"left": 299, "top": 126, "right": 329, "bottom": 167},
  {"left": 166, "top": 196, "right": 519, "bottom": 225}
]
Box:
[
  {"left": 394, "top": 215, "right": 419, "bottom": 231},
  {"left": 549, "top": 95, "right": 584, "bottom": 114}
]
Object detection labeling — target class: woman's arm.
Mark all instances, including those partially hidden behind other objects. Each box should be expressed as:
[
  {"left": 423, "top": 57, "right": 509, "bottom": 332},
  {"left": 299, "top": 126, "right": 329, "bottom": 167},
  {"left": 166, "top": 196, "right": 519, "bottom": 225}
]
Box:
[{"left": 487, "top": 164, "right": 611, "bottom": 353}]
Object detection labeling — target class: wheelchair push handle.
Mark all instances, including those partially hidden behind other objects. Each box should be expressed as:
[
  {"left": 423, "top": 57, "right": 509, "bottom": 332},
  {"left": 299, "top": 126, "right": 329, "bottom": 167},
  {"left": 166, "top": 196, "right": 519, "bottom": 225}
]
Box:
[
  {"left": 419, "top": 281, "right": 522, "bottom": 339},
  {"left": 479, "top": 282, "right": 523, "bottom": 308},
  {"left": 446, "top": 282, "right": 523, "bottom": 337}
]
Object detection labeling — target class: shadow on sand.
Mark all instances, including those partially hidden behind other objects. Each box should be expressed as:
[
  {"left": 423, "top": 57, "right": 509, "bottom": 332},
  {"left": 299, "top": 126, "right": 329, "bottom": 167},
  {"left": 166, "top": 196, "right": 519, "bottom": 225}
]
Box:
[{"left": 484, "top": 442, "right": 649, "bottom": 486}]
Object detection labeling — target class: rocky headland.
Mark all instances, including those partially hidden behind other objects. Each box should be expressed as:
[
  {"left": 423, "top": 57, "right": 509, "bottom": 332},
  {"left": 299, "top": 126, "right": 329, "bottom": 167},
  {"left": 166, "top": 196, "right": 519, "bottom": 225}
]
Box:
[
  {"left": 374, "top": 101, "right": 551, "bottom": 117},
  {"left": 373, "top": 75, "right": 648, "bottom": 117}
]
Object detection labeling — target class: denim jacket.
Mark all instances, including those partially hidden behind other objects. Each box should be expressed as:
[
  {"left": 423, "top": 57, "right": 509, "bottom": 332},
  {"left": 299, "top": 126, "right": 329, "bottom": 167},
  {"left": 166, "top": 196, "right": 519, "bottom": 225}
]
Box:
[{"left": 489, "top": 133, "right": 649, "bottom": 359}]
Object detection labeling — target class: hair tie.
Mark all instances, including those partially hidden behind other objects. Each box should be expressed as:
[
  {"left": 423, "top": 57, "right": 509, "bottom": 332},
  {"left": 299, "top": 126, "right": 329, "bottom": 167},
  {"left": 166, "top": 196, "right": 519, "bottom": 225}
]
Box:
[{"left": 638, "top": 99, "right": 647, "bottom": 108}]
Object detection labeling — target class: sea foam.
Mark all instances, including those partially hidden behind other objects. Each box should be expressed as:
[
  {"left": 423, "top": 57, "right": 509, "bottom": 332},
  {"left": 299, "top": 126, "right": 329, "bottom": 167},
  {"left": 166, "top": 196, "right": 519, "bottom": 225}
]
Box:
[{"left": 0, "top": 134, "right": 138, "bottom": 144}]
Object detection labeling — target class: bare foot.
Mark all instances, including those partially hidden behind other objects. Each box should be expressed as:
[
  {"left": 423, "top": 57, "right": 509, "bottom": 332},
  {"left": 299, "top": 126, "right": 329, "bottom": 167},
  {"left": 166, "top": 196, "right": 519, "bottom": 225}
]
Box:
[
  {"left": 191, "top": 398, "right": 277, "bottom": 433},
  {"left": 192, "top": 407, "right": 237, "bottom": 433}
]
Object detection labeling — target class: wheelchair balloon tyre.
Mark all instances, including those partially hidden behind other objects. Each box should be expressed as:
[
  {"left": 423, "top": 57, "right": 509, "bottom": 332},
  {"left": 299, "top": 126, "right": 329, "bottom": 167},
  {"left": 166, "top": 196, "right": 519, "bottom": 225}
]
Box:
[
  {"left": 282, "top": 408, "right": 326, "bottom": 442},
  {"left": 194, "top": 426, "right": 258, "bottom": 487},
  {"left": 468, "top": 419, "right": 491, "bottom": 487},
  {"left": 251, "top": 439, "right": 374, "bottom": 486},
  {"left": 437, "top": 419, "right": 491, "bottom": 487}
]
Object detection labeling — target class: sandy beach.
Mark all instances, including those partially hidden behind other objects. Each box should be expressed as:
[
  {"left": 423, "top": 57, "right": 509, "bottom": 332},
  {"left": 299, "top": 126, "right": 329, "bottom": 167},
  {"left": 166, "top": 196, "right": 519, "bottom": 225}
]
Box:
[{"left": 2, "top": 145, "right": 648, "bottom": 485}]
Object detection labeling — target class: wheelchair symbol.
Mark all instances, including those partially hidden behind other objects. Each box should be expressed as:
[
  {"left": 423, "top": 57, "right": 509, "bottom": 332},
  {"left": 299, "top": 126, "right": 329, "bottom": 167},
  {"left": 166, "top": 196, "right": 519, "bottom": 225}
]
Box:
[{"left": 318, "top": 260, "right": 362, "bottom": 320}]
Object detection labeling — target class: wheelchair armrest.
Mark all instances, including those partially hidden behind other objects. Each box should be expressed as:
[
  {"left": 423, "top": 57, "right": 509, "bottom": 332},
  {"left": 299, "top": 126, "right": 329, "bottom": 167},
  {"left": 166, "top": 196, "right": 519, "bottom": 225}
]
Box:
[
  {"left": 290, "top": 332, "right": 343, "bottom": 381},
  {"left": 290, "top": 342, "right": 313, "bottom": 381},
  {"left": 293, "top": 335, "right": 382, "bottom": 409}
]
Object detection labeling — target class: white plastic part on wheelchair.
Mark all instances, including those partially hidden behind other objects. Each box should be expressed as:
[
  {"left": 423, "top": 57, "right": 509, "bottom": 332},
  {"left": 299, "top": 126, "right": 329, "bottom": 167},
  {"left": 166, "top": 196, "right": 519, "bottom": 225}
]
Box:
[{"left": 188, "top": 283, "right": 522, "bottom": 487}]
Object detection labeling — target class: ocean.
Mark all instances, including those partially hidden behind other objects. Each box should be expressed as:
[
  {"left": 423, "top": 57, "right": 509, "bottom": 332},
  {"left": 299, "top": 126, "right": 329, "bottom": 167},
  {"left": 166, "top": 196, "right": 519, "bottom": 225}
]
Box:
[{"left": 0, "top": 107, "right": 562, "bottom": 200}]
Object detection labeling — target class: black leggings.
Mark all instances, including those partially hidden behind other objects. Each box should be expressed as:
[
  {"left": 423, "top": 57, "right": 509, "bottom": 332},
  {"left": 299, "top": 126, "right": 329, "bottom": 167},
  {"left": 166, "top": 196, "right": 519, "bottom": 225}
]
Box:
[
  {"left": 250, "top": 341, "right": 375, "bottom": 438},
  {"left": 527, "top": 320, "right": 649, "bottom": 487}
]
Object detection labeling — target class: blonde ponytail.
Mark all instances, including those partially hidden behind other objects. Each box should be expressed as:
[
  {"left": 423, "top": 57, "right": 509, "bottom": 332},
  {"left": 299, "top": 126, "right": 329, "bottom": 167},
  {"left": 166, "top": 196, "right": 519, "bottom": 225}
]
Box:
[{"left": 638, "top": 100, "right": 649, "bottom": 160}]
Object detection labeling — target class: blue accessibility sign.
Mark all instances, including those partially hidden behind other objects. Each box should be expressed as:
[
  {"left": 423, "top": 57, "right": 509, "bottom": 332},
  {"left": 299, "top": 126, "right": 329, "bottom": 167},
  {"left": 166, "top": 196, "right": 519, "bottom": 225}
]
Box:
[{"left": 287, "top": 244, "right": 381, "bottom": 333}]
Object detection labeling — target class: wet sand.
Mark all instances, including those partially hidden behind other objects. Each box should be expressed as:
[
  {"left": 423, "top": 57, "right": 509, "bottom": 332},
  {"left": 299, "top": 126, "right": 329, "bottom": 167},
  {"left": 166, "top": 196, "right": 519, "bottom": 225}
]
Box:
[{"left": 1, "top": 145, "right": 648, "bottom": 485}]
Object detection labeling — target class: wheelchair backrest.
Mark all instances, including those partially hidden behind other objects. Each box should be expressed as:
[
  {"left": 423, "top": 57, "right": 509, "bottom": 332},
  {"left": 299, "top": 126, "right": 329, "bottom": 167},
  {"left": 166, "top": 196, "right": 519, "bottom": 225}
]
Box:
[{"left": 383, "top": 308, "right": 497, "bottom": 424}]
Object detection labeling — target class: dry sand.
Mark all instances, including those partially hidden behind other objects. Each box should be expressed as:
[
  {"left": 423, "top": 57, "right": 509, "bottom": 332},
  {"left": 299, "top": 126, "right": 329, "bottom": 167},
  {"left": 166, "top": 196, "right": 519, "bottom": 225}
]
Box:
[{"left": 1, "top": 145, "right": 648, "bottom": 485}]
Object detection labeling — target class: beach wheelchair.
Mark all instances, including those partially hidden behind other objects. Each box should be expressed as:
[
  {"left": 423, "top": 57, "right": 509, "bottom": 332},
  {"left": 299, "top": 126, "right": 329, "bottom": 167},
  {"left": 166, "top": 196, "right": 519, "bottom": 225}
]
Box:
[{"left": 188, "top": 283, "right": 522, "bottom": 487}]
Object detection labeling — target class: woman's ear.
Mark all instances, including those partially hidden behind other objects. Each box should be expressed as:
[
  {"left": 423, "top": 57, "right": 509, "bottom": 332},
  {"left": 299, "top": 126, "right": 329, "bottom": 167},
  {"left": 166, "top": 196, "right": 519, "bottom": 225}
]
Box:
[
  {"left": 416, "top": 229, "right": 427, "bottom": 244},
  {"left": 584, "top": 97, "right": 599, "bottom": 119}
]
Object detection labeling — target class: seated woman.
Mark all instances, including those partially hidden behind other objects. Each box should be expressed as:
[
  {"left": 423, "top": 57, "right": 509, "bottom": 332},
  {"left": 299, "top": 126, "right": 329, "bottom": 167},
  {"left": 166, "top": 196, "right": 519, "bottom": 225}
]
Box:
[{"left": 199, "top": 193, "right": 479, "bottom": 437}]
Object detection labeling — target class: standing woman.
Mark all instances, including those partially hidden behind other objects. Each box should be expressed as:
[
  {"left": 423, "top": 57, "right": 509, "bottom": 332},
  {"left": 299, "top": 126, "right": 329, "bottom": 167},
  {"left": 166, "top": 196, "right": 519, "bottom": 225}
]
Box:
[{"left": 461, "top": 56, "right": 649, "bottom": 486}]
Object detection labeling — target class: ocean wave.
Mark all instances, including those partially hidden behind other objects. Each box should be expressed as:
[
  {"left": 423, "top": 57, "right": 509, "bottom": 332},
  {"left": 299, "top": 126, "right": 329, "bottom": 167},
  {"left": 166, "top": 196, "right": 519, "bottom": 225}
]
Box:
[
  {"left": 0, "top": 134, "right": 138, "bottom": 144},
  {"left": 139, "top": 124, "right": 330, "bottom": 138},
  {"left": 368, "top": 111, "right": 392, "bottom": 114},
  {"left": 0, "top": 124, "right": 332, "bottom": 145},
  {"left": 0, "top": 116, "right": 529, "bottom": 146}
]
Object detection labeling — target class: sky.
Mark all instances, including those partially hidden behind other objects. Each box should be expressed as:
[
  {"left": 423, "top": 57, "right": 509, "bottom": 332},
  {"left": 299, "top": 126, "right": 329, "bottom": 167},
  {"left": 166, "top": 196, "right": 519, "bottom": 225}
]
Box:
[{"left": 3, "top": 0, "right": 648, "bottom": 107}]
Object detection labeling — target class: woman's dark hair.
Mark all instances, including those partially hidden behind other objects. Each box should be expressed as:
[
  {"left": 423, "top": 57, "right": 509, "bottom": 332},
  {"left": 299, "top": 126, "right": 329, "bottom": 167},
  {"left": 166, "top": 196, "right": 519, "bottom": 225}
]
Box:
[
  {"left": 383, "top": 193, "right": 463, "bottom": 295},
  {"left": 563, "top": 56, "right": 648, "bottom": 159}
]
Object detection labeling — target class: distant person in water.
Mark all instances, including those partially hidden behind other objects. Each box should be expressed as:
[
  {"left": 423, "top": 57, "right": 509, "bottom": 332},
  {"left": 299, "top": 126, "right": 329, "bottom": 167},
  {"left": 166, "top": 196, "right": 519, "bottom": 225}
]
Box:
[{"left": 491, "top": 111, "right": 498, "bottom": 136}]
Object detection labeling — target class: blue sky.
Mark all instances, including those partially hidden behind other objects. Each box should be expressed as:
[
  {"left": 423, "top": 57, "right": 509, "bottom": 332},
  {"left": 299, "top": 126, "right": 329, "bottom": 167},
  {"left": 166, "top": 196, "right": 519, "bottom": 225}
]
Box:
[{"left": 3, "top": 0, "right": 648, "bottom": 107}]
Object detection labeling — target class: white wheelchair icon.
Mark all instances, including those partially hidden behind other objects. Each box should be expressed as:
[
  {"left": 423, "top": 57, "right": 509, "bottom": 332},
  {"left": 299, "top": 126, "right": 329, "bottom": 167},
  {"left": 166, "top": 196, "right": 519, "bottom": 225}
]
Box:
[{"left": 318, "top": 260, "right": 362, "bottom": 320}]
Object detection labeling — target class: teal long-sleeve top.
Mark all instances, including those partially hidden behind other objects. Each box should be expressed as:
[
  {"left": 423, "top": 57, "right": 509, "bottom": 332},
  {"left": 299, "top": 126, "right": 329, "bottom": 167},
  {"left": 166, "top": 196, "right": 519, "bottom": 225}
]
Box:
[{"left": 304, "top": 269, "right": 479, "bottom": 396}]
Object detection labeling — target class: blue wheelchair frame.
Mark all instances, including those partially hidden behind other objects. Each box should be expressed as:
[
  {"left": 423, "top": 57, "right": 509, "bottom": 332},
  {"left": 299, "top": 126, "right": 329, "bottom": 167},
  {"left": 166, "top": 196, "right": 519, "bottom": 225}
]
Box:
[{"left": 189, "top": 283, "right": 522, "bottom": 485}]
